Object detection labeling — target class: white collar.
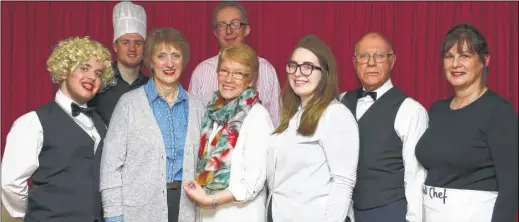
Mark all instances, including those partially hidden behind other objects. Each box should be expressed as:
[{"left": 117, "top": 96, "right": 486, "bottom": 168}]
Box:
[
  {"left": 55, "top": 89, "right": 87, "bottom": 115},
  {"left": 363, "top": 78, "right": 394, "bottom": 98}
]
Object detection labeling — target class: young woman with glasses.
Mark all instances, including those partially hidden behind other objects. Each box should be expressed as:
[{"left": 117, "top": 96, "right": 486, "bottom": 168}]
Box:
[{"left": 266, "top": 35, "right": 359, "bottom": 222}]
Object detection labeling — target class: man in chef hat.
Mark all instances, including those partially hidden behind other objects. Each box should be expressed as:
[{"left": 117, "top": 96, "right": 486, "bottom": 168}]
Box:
[{"left": 88, "top": 0, "right": 149, "bottom": 125}]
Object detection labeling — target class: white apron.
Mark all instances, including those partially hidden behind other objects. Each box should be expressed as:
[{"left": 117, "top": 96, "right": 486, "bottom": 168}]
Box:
[{"left": 423, "top": 185, "right": 497, "bottom": 222}]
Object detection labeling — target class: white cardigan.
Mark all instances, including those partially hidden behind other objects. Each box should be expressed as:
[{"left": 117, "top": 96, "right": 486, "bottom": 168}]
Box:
[{"left": 199, "top": 103, "right": 274, "bottom": 222}]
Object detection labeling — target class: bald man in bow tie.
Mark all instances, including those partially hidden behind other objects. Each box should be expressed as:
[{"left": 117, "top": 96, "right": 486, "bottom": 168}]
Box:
[{"left": 340, "top": 32, "right": 428, "bottom": 222}]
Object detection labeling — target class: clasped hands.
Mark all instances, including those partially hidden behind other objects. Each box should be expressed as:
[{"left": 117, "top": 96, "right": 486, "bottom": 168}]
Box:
[{"left": 183, "top": 180, "right": 213, "bottom": 208}]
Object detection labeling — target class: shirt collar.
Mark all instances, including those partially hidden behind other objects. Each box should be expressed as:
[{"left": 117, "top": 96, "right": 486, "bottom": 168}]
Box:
[
  {"left": 362, "top": 78, "right": 394, "bottom": 99},
  {"left": 55, "top": 89, "right": 87, "bottom": 115},
  {"left": 144, "top": 78, "right": 188, "bottom": 104},
  {"left": 210, "top": 54, "right": 219, "bottom": 66},
  {"left": 112, "top": 61, "right": 122, "bottom": 77}
]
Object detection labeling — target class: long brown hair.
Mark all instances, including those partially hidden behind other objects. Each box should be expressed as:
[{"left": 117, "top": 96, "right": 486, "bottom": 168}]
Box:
[{"left": 273, "top": 35, "right": 339, "bottom": 136}]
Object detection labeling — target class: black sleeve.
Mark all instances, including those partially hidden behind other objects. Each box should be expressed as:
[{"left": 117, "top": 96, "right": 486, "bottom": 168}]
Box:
[
  {"left": 427, "top": 100, "right": 444, "bottom": 123},
  {"left": 488, "top": 101, "right": 518, "bottom": 222},
  {"left": 427, "top": 101, "right": 438, "bottom": 114}
]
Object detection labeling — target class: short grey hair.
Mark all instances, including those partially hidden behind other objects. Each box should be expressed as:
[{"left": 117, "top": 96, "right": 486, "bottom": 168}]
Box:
[{"left": 212, "top": 1, "right": 248, "bottom": 27}]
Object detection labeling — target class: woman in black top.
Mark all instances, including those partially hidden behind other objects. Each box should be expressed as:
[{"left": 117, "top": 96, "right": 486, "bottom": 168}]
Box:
[{"left": 415, "top": 23, "right": 518, "bottom": 222}]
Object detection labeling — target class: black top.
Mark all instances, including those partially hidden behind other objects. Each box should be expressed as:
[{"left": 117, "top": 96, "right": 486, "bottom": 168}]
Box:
[
  {"left": 26, "top": 102, "right": 107, "bottom": 222},
  {"left": 88, "top": 62, "right": 149, "bottom": 125},
  {"left": 342, "top": 87, "right": 408, "bottom": 210},
  {"left": 416, "top": 90, "right": 518, "bottom": 222}
]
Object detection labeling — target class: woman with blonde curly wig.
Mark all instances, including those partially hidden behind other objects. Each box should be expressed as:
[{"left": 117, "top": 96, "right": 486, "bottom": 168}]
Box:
[{"left": 1, "top": 36, "right": 114, "bottom": 222}]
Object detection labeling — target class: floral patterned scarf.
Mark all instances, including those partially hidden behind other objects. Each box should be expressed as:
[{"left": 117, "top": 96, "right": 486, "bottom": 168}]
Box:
[{"left": 195, "top": 87, "right": 260, "bottom": 193}]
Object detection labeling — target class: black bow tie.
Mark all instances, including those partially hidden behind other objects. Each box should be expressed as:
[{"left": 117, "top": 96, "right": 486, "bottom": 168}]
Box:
[
  {"left": 358, "top": 89, "right": 377, "bottom": 100},
  {"left": 71, "top": 103, "right": 95, "bottom": 117}
]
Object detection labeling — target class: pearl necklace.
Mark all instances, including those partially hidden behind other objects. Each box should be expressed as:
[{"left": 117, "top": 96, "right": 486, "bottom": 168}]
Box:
[{"left": 451, "top": 87, "right": 488, "bottom": 110}]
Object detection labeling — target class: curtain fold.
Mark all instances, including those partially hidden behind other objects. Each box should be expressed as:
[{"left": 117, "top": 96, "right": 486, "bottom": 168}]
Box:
[
  {"left": 2, "top": 1, "right": 517, "bottom": 152},
  {"left": 1, "top": 1, "right": 517, "bottom": 220}
]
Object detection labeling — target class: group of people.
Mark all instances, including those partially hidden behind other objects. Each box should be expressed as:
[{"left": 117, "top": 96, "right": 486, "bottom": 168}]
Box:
[{"left": 1, "top": 1, "right": 517, "bottom": 222}]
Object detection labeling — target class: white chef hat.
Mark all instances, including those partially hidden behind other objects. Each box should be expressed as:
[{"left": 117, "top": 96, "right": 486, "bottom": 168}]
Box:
[{"left": 112, "top": 1, "right": 147, "bottom": 43}]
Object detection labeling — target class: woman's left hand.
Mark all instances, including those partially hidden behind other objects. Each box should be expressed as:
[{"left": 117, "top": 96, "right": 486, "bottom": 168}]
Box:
[{"left": 183, "top": 180, "right": 212, "bottom": 207}]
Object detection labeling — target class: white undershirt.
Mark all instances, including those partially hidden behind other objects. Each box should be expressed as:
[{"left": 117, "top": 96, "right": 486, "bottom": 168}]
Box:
[
  {"left": 1, "top": 90, "right": 101, "bottom": 218},
  {"left": 340, "top": 79, "right": 429, "bottom": 222}
]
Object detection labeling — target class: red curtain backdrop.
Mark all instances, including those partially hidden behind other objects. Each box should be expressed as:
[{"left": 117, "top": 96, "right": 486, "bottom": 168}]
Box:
[
  {"left": 1, "top": 1, "right": 518, "bottom": 220},
  {"left": 2, "top": 2, "right": 517, "bottom": 156}
]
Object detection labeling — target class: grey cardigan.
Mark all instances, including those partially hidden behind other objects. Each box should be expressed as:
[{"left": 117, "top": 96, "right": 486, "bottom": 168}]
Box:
[{"left": 100, "top": 87, "right": 204, "bottom": 222}]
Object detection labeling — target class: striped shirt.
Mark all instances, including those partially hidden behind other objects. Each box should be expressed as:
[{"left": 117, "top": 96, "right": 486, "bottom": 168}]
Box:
[{"left": 188, "top": 55, "right": 281, "bottom": 127}]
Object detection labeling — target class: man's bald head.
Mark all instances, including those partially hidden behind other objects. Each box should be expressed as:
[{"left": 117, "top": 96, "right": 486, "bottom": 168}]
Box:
[
  {"left": 354, "top": 32, "right": 393, "bottom": 54},
  {"left": 352, "top": 32, "right": 396, "bottom": 92}
]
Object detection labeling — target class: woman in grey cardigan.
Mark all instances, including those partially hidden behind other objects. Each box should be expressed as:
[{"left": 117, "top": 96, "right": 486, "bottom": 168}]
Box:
[{"left": 100, "top": 27, "right": 203, "bottom": 222}]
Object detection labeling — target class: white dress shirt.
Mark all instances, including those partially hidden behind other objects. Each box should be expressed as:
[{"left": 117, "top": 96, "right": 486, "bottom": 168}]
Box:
[
  {"left": 188, "top": 55, "right": 281, "bottom": 127},
  {"left": 199, "top": 103, "right": 274, "bottom": 222},
  {"left": 1, "top": 90, "right": 101, "bottom": 218},
  {"left": 267, "top": 100, "right": 359, "bottom": 222},
  {"left": 340, "top": 79, "right": 428, "bottom": 222}
]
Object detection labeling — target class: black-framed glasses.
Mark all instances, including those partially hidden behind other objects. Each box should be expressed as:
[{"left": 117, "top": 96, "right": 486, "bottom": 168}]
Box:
[
  {"left": 285, "top": 61, "right": 324, "bottom": 76},
  {"left": 217, "top": 69, "right": 250, "bottom": 80},
  {"left": 214, "top": 21, "right": 247, "bottom": 31},
  {"left": 354, "top": 52, "right": 394, "bottom": 64}
]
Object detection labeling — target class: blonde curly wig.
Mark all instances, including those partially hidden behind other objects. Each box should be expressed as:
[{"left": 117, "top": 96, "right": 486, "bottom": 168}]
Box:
[{"left": 47, "top": 36, "right": 114, "bottom": 87}]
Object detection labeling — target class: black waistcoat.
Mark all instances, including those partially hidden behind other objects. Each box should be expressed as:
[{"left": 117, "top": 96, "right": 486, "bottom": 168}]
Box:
[
  {"left": 25, "top": 101, "right": 106, "bottom": 222},
  {"left": 341, "top": 87, "right": 408, "bottom": 209}
]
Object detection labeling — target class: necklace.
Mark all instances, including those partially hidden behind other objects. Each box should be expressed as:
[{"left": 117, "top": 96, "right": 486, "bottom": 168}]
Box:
[
  {"left": 451, "top": 87, "right": 488, "bottom": 110},
  {"left": 56, "top": 101, "right": 95, "bottom": 131},
  {"left": 162, "top": 89, "right": 179, "bottom": 106}
]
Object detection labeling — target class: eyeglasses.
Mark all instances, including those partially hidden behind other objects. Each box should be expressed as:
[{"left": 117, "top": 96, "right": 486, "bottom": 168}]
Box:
[
  {"left": 354, "top": 52, "right": 394, "bottom": 64},
  {"left": 285, "top": 62, "right": 324, "bottom": 76},
  {"left": 217, "top": 69, "right": 249, "bottom": 80},
  {"left": 214, "top": 21, "right": 247, "bottom": 31}
]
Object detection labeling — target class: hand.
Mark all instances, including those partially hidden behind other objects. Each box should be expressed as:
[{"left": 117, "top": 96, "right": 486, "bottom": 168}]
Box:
[{"left": 183, "top": 180, "right": 212, "bottom": 207}]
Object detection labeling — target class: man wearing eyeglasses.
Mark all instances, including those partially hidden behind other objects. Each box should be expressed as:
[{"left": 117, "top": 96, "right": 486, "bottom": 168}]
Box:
[
  {"left": 188, "top": 1, "right": 281, "bottom": 127},
  {"left": 340, "top": 32, "right": 428, "bottom": 222}
]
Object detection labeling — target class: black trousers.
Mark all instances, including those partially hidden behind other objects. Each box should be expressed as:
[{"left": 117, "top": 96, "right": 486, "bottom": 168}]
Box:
[
  {"left": 354, "top": 198, "right": 407, "bottom": 222},
  {"left": 267, "top": 197, "right": 273, "bottom": 222},
  {"left": 167, "top": 188, "right": 182, "bottom": 222}
]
